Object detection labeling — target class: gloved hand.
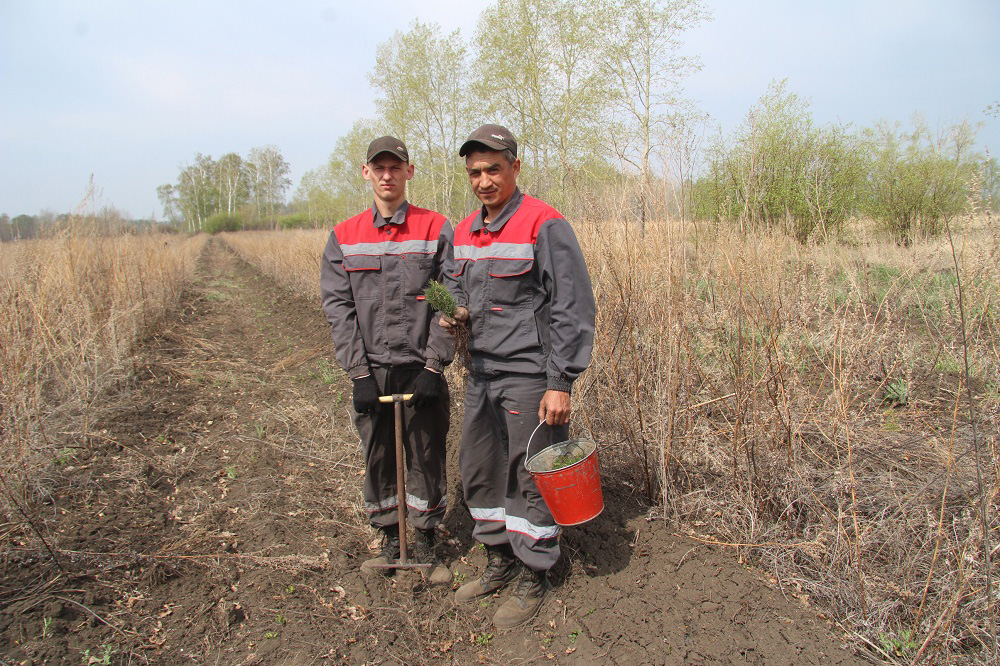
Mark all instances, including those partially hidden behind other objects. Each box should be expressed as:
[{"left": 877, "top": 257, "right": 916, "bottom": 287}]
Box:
[
  {"left": 352, "top": 375, "right": 381, "bottom": 414},
  {"left": 406, "top": 368, "right": 442, "bottom": 409}
]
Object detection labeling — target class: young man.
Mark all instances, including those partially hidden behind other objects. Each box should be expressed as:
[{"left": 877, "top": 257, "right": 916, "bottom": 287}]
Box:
[
  {"left": 441, "top": 124, "right": 596, "bottom": 627},
  {"left": 321, "top": 136, "right": 453, "bottom": 584}
]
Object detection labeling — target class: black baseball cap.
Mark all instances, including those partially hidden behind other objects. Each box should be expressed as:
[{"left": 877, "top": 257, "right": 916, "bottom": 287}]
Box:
[
  {"left": 366, "top": 136, "right": 409, "bottom": 163},
  {"left": 459, "top": 124, "right": 517, "bottom": 157}
]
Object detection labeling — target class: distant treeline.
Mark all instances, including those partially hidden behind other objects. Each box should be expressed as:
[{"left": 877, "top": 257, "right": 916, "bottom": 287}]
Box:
[
  {"left": 0, "top": 211, "right": 166, "bottom": 242},
  {"left": 154, "top": 0, "right": 996, "bottom": 241}
]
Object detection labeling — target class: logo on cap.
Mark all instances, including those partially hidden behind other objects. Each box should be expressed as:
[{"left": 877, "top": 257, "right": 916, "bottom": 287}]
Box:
[{"left": 491, "top": 134, "right": 505, "bottom": 140}]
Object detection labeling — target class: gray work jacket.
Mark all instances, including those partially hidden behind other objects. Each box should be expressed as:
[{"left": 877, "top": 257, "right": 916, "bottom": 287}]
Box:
[
  {"left": 446, "top": 189, "right": 595, "bottom": 392},
  {"left": 321, "top": 201, "right": 455, "bottom": 378}
]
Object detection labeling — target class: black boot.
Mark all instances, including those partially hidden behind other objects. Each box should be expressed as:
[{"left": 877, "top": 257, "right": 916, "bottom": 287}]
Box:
[
  {"left": 360, "top": 524, "right": 400, "bottom": 576},
  {"left": 455, "top": 543, "right": 520, "bottom": 602},
  {"left": 414, "top": 528, "right": 452, "bottom": 585}
]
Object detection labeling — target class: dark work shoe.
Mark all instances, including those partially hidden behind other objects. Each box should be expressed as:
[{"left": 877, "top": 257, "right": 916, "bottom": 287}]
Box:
[
  {"left": 493, "top": 567, "right": 549, "bottom": 629},
  {"left": 455, "top": 544, "right": 520, "bottom": 603},
  {"left": 414, "top": 528, "right": 452, "bottom": 585},
  {"left": 361, "top": 525, "right": 400, "bottom": 576}
]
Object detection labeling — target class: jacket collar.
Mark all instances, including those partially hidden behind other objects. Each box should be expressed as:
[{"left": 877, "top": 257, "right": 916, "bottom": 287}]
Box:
[
  {"left": 471, "top": 188, "right": 523, "bottom": 233},
  {"left": 371, "top": 200, "right": 409, "bottom": 228}
]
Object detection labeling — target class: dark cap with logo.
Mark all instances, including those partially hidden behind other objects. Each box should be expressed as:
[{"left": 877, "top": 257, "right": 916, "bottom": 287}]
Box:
[
  {"left": 366, "top": 136, "right": 409, "bottom": 163},
  {"left": 459, "top": 124, "right": 517, "bottom": 157}
]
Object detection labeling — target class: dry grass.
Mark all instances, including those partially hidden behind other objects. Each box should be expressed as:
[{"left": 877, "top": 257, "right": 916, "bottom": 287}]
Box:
[
  {"left": 0, "top": 229, "right": 207, "bottom": 477},
  {"left": 223, "top": 211, "right": 998, "bottom": 663},
  {"left": 221, "top": 229, "right": 327, "bottom": 299}
]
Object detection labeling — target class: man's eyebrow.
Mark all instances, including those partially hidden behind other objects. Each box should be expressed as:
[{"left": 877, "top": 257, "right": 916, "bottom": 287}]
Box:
[{"left": 468, "top": 162, "right": 502, "bottom": 170}]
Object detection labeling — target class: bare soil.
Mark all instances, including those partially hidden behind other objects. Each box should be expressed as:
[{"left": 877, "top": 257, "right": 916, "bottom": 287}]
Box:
[{"left": 1, "top": 239, "right": 867, "bottom": 664}]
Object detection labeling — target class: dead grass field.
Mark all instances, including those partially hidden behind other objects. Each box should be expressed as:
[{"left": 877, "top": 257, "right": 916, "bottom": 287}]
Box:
[
  {"left": 0, "top": 212, "right": 996, "bottom": 663},
  {"left": 223, "top": 212, "right": 999, "bottom": 663}
]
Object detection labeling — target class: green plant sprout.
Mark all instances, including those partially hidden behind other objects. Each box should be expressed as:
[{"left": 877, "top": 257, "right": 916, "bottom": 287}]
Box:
[{"left": 423, "top": 280, "right": 457, "bottom": 317}]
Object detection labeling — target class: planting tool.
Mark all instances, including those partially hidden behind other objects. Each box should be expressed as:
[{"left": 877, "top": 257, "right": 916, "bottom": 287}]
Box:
[{"left": 368, "top": 393, "right": 431, "bottom": 573}]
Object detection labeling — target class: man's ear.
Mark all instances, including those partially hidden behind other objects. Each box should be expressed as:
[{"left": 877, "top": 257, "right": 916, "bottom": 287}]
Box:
[
  {"left": 361, "top": 162, "right": 371, "bottom": 180},
  {"left": 405, "top": 163, "right": 415, "bottom": 181}
]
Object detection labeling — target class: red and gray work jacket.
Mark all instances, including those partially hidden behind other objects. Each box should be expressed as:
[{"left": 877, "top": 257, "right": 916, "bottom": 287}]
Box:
[
  {"left": 321, "top": 201, "right": 455, "bottom": 379},
  {"left": 446, "top": 188, "right": 595, "bottom": 392}
]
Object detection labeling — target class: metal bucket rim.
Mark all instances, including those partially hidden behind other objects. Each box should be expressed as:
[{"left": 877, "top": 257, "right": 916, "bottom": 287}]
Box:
[{"left": 525, "top": 437, "right": 597, "bottom": 475}]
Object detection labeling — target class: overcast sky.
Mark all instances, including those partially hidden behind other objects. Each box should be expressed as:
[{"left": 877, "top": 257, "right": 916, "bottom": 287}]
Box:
[{"left": 1, "top": 0, "right": 997, "bottom": 219}]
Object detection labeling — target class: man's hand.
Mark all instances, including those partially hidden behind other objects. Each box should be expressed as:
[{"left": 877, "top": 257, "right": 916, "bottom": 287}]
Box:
[
  {"left": 351, "top": 375, "right": 380, "bottom": 414},
  {"left": 406, "top": 368, "right": 442, "bottom": 409},
  {"left": 538, "top": 390, "right": 571, "bottom": 426},
  {"left": 439, "top": 306, "right": 469, "bottom": 332}
]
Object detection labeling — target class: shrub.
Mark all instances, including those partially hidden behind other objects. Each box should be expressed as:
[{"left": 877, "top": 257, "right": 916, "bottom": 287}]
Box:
[
  {"left": 278, "top": 213, "right": 310, "bottom": 230},
  {"left": 204, "top": 214, "right": 242, "bottom": 234}
]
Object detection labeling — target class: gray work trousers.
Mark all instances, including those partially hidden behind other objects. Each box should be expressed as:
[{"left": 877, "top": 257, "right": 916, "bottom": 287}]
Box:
[
  {"left": 459, "top": 372, "right": 566, "bottom": 572},
  {"left": 352, "top": 366, "right": 449, "bottom": 531}
]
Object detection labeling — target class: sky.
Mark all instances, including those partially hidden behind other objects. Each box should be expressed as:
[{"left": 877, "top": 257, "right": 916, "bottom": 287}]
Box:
[{"left": 1, "top": 0, "right": 998, "bottom": 219}]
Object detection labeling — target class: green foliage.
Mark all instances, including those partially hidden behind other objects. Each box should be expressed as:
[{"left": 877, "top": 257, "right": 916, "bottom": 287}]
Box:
[
  {"left": 551, "top": 452, "right": 586, "bottom": 469},
  {"left": 423, "top": 280, "right": 457, "bottom": 317},
  {"left": 860, "top": 117, "right": 980, "bottom": 240},
  {"left": 277, "top": 213, "right": 310, "bottom": 229},
  {"left": 882, "top": 379, "right": 909, "bottom": 407},
  {"left": 695, "top": 80, "right": 862, "bottom": 241},
  {"left": 879, "top": 628, "right": 918, "bottom": 659},
  {"left": 80, "top": 644, "right": 115, "bottom": 665},
  {"left": 204, "top": 213, "right": 242, "bottom": 234}
]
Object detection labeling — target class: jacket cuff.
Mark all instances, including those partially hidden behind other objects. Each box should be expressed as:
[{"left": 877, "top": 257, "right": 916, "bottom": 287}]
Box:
[
  {"left": 424, "top": 358, "right": 444, "bottom": 373},
  {"left": 547, "top": 374, "right": 574, "bottom": 393},
  {"left": 348, "top": 365, "right": 370, "bottom": 380}
]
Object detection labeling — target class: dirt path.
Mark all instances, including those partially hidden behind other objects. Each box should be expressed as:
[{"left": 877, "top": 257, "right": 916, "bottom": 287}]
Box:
[{"left": 1, "top": 239, "right": 866, "bottom": 664}]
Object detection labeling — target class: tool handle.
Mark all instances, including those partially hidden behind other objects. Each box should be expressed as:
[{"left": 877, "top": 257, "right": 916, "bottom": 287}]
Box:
[{"left": 378, "top": 393, "right": 413, "bottom": 403}]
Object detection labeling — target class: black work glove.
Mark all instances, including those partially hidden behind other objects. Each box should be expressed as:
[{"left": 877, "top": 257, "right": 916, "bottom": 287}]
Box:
[
  {"left": 352, "top": 375, "right": 380, "bottom": 414},
  {"left": 405, "top": 369, "right": 442, "bottom": 409}
]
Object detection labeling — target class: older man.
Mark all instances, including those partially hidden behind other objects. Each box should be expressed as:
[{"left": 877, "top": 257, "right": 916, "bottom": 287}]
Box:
[
  {"left": 321, "top": 136, "right": 453, "bottom": 584},
  {"left": 442, "top": 124, "right": 596, "bottom": 628}
]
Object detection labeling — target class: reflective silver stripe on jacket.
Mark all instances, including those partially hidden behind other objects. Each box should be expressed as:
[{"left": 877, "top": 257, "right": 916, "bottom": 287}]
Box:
[
  {"left": 454, "top": 242, "right": 534, "bottom": 261},
  {"left": 340, "top": 239, "right": 438, "bottom": 256}
]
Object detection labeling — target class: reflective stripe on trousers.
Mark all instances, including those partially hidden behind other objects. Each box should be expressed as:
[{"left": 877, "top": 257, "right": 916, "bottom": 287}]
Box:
[
  {"left": 459, "top": 372, "right": 565, "bottom": 572},
  {"left": 353, "top": 366, "right": 449, "bottom": 530}
]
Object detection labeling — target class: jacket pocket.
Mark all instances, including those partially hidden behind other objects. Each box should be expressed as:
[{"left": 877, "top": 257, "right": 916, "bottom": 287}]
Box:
[
  {"left": 488, "top": 258, "right": 533, "bottom": 306},
  {"left": 343, "top": 254, "right": 381, "bottom": 300},
  {"left": 402, "top": 255, "right": 435, "bottom": 295}
]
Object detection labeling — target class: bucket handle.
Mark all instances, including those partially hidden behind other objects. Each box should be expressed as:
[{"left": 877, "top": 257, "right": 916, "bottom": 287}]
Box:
[
  {"left": 525, "top": 419, "right": 595, "bottom": 471},
  {"left": 525, "top": 420, "right": 548, "bottom": 471}
]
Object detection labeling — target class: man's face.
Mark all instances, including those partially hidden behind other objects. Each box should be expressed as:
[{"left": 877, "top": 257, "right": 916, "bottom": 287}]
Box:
[
  {"left": 362, "top": 154, "right": 414, "bottom": 204},
  {"left": 465, "top": 149, "right": 520, "bottom": 212}
]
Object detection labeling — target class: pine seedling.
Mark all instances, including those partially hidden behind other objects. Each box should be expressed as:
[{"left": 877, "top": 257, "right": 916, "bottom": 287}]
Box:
[
  {"left": 423, "top": 280, "right": 457, "bottom": 317},
  {"left": 422, "top": 280, "right": 468, "bottom": 368}
]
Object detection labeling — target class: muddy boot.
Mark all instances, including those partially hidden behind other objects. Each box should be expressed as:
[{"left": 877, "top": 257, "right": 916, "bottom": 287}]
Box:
[
  {"left": 455, "top": 543, "right": 520, "bottom": 603},
  {"left": 493, "top": 567, "right": 549, "bottom": 629},
  {"left": 414, "top": 528, "right": 453, "bottom": 585},
  {"left": 360, "top": 525, "right": 400, "bottom": 576}
]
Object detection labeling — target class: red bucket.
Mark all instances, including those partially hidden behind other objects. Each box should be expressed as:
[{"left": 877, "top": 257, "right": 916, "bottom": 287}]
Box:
[{"left": 525, "top": 423, "right": 604, "bottom": 526}]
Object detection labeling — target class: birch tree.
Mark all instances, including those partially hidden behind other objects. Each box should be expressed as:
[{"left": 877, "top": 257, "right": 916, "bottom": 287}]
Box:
[
  {"left": 215, "top": 152, "right": 248, "bottom": 218},
  {"left": 369, "top": 21, "right": 472, "bottom": 219},
  {"left": 473, "top": 0, "right": 610, "bottom": 207},
  {"left": 247, "top": 145, "right": 291, "bottom": 229},
  {"left": 600, "top": 0, "right": 708, "bottom": 233}
]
